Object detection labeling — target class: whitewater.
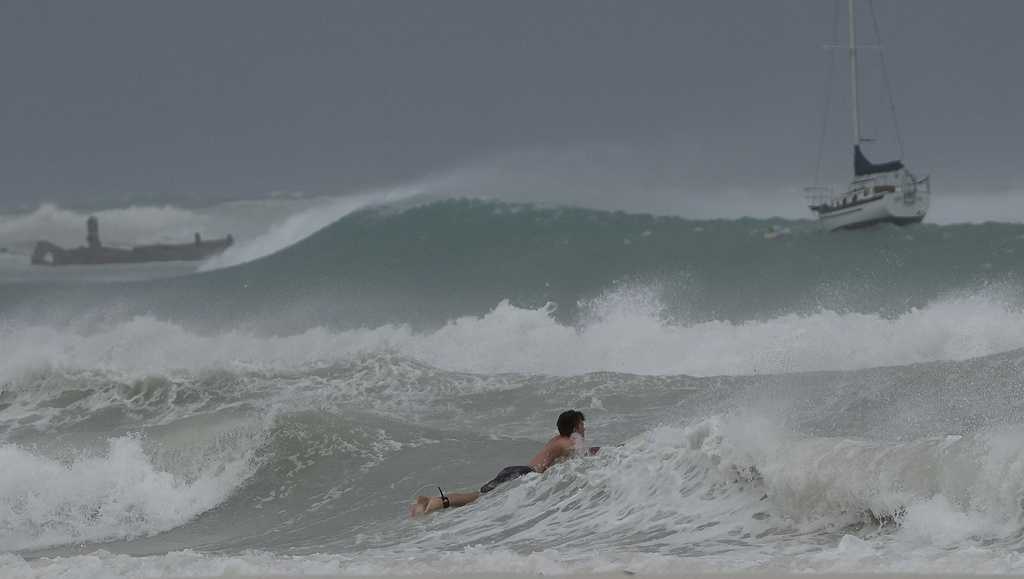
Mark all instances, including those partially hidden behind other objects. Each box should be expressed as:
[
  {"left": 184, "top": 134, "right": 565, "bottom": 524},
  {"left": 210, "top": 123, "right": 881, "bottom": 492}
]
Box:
[{"left": 2, "top": 195, "right": 1024, "bottom": 578}]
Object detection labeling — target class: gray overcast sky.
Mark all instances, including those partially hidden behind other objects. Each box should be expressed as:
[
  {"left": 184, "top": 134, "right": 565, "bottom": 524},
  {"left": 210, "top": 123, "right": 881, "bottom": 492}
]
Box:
[{"left": 1, "top": 0, "right": 1022, "bottom": 212}]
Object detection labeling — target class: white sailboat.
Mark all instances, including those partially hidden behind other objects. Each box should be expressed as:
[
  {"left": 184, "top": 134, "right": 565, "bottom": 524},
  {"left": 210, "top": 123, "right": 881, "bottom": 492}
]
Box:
[{"left": 806, "top": 0, "right": 929, "bottom": 230}]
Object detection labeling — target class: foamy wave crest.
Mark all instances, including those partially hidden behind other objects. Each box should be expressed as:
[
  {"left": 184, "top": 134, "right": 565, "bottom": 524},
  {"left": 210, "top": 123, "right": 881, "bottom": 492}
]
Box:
[
  {"left": 5, "top": 290, "right": 1024, "bottom": 381},
  {"left": 687, "top": 416, "right": 1024, "bottom": 538},
  {"left": 397, "top": 415, "right": 1024, "bottom": 570},
  {"left": 408, "top": 289, "right": 1024, "bottom": 375},
  {"left": 198, "top": 186, "right": 425, "bottom": 271},
  {"left": 0, "top": 435, "right": 257, "bottom": 551},
  {"left": 0, "top": 548, "right": 759, "bottom": 579},
  {"left": 7, "top": 540, "right": 1024, "bottom": 578},
  {"left": 422, "top": 417, "right": 1008, "bottom": 571}
]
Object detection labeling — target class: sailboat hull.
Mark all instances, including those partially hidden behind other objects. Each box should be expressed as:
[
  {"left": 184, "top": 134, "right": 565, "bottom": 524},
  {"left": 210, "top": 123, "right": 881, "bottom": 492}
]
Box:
[{"left": 814, "top": 189, "right": 929, "bottom": 231}]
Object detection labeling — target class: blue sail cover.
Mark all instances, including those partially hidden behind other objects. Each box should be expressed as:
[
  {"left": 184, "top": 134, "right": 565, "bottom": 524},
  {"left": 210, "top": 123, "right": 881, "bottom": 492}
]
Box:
[{"left": 854, "top": 145, "right": 904, "bottom": 176}]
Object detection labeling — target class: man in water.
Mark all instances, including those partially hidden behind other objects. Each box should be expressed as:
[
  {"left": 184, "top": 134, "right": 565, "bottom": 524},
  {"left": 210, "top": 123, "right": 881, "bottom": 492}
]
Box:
[{"left": 410, "top": 409, "right": 599, "bottom": 516}]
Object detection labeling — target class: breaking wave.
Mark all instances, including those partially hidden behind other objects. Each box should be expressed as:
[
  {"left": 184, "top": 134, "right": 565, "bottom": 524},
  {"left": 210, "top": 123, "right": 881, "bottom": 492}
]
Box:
[{"left": 4, "top": 290, "right": 1024, "bottom": 384}]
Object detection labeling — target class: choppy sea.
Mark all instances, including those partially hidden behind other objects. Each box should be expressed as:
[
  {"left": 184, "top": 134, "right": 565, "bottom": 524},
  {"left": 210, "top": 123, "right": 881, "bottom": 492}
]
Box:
[{"left": 2, "top": 192, "right": 1024, "bottom": 577}]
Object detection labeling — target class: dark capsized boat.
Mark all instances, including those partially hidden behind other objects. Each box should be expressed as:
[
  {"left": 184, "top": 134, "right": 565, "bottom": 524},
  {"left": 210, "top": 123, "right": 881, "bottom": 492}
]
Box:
[{"left": 31, "top": 216, "right": 233, "bottom": 266}]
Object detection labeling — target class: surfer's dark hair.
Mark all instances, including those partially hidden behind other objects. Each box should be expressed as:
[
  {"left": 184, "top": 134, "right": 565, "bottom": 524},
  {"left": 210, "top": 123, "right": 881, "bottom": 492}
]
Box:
[{"left": 557, "top": 410, "right": 585, "bottom": 437}]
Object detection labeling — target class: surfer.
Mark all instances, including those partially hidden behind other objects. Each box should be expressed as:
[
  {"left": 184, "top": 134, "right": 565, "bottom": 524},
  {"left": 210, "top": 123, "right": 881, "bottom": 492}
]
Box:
[{"left": 410, "top": 409, "right": 599, "bottom": 517}]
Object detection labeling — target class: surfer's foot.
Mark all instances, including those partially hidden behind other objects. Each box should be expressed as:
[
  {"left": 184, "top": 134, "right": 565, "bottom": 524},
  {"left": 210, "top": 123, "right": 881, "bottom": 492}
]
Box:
[{"left": 410, "top": 496, "right": 430, "bottom": 518}]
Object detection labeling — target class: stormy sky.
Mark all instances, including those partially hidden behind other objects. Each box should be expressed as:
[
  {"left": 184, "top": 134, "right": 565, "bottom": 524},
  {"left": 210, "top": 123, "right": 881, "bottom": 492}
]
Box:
[{"left": 1, "top": 0, "right": 1021, "bottom": 215}]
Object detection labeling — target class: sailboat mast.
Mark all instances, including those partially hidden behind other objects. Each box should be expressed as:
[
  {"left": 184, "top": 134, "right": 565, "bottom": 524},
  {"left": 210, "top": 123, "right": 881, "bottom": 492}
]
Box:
[{"left": 848, "top": 0, "right": 861, "bottom": 146}]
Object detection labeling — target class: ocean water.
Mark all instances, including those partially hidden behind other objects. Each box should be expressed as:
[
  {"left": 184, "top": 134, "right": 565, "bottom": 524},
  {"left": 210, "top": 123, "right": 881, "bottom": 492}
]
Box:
[{"left": 2, "top": 195, "right": 1024, "bottom": 577}]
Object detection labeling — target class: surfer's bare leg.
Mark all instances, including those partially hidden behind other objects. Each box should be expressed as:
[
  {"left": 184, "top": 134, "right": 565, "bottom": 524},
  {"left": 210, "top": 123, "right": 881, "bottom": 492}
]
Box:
[{"left": 410, "top": 492, "right": 481, "bottom": 516}]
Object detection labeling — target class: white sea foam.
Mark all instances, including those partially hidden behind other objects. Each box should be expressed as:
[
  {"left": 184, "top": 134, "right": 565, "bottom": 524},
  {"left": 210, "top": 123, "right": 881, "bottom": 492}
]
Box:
[
  {"left": 686, "top": 417, "right": 1024, "bottom": 539},
  {"left": 0, "top": 434, "right": 258, "bottom": 551},
  {"left": 5, "top": 543, "right": 1024, "bottom": 579},
  {"left": 368, "top": 419, "right": 1024, "bottom": 574},
  {"left": 4, "top": 290, "right": 1024, "bottom": 383},
  {"left": 0, "top": 549, "right": 729, "bottom": 579},
  {"left": 393, "top": 416, "right": 1024, "bottom": 572},
  {"left": 1, "top": 418, "right": 1023, "bottom": 574}
]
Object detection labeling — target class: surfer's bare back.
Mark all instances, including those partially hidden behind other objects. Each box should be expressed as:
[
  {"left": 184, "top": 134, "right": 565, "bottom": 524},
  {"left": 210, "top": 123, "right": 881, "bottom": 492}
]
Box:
[{"left": 410, "top": 409, "right": 599, "bottom": 517}]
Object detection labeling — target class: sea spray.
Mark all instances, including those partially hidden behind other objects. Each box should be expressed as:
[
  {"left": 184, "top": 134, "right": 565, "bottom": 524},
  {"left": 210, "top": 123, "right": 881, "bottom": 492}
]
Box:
[{"left": 0, "top": 433, "right": 259, "bottom": 551}]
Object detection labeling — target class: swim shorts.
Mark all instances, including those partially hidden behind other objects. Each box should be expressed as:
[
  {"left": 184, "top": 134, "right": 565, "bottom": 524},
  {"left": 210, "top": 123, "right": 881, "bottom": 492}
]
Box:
[{"left": 479, "top": 465, "right": 535, "bottom": 493}]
